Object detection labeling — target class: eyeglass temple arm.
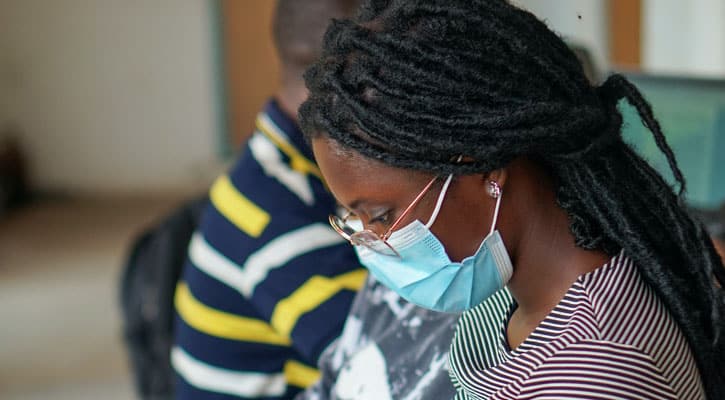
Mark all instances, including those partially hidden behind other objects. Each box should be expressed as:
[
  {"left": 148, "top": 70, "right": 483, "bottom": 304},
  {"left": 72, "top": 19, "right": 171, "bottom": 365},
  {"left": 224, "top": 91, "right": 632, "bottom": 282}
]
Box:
[{"left": 382, "top": 176, "right": 439, "bottom": 240}]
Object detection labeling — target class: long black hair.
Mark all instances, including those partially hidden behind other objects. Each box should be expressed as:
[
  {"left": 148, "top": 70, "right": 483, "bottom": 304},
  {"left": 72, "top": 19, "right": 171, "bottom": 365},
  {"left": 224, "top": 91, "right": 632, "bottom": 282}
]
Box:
[{"left": 299, "top": 0, "right": 725, "bottom": 397}]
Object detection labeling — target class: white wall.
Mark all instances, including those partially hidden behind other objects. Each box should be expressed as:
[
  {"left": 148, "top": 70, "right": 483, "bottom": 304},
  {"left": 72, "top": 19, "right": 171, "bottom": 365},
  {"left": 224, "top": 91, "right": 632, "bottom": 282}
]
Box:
[
  {"left": 512, "top": 1, "right": 725, "bottom": 78},
  {"left": 0, "top": 0, "right": 219, "bottom": 194},
  {"left": 643, "top": 0, "right": 725, "bottom": 77},
  {"left": 514, "top": 0, "right": 609, "bottom": 73}
]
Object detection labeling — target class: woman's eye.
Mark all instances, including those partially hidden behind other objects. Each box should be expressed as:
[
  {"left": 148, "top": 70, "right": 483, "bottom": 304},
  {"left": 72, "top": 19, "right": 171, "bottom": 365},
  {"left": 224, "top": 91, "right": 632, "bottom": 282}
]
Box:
[{"left": 369, "top": 211, "right": 392, "bottom": 226}]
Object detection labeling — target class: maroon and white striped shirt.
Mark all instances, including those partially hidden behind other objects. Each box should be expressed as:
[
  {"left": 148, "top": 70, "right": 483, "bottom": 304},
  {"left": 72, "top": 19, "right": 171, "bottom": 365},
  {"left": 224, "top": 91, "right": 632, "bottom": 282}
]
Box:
[{"left": 448, "top": 252, "right": 705, "bottom": 399}]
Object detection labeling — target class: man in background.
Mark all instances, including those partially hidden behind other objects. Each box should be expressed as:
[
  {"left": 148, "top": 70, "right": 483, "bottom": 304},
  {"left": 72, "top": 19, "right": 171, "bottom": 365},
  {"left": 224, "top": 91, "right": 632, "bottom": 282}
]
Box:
[{"left": 172, "top": 1, "right": 363, "bottom": 399}]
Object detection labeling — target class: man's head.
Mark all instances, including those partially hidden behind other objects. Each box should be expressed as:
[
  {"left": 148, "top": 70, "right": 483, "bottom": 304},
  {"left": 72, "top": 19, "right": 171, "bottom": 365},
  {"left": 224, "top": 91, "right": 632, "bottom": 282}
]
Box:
[{"left": 272, "top": 0, "right": 361, "bottom": 118}]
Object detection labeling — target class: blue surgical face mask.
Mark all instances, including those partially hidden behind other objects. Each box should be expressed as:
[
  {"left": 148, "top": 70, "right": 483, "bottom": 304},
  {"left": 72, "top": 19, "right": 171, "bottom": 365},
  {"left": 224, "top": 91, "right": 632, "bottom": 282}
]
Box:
[{"left": 354, "top": 174, "right": 513, "bottom": 313}]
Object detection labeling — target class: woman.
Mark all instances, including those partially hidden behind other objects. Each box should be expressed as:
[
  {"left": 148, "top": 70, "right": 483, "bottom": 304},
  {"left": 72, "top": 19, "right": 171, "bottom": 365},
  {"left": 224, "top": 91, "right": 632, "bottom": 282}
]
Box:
[{"left": 299, "top": 0, "right": 725, "bottom": 398}]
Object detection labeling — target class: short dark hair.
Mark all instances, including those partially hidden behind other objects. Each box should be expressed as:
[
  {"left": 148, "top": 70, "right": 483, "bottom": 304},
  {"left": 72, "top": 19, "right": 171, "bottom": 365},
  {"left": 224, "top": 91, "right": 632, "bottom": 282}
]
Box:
[{"left": 272, "top": 0, "right": 361, "bottom": 70}]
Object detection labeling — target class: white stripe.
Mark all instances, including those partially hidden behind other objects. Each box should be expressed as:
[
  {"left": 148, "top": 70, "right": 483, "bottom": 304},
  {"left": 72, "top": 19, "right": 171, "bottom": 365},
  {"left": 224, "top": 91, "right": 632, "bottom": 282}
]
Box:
[
  {"left": 521, "top": 381, "right": 675, "bottom": 399},
  {"left": 241, "top": 224, "right": 345, "bottom": 296},
  {"left": 190, "top": 224, "right": 345, "bottom": 297},
  {"left": 259, "top": 113, "right": 291, "bottom": 141},
  {"left": 171, "top": 347, "right": 287, "bottom": 397},
  {"left": 189, "top": 232, "right": 249, "bottom": 293},
  {"left": 249, "top": 132, "right": 315, "bottom": 205},
  {"left": 526, "top": 367, "right": 675, "bottom": 393}
]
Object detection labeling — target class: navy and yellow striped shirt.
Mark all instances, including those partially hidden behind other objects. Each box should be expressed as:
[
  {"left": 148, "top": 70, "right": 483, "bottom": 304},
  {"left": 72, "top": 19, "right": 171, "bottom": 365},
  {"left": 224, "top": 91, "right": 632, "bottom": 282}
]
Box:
[{"left": 172, "top": 100, "right": 365, "bottom": 400}]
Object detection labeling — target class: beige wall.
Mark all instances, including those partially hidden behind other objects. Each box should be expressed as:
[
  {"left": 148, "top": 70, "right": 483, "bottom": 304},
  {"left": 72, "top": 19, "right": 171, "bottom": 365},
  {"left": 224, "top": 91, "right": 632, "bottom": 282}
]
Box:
[{"left": 0, "top": 0, "right": 219, "bottom": 194}]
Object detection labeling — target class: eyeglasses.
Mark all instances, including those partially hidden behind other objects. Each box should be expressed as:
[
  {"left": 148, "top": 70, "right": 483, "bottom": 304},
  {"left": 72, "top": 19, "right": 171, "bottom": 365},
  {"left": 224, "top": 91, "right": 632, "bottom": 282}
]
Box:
[{"left": 329, "top": 175, "right": 444, "bottom": 257}]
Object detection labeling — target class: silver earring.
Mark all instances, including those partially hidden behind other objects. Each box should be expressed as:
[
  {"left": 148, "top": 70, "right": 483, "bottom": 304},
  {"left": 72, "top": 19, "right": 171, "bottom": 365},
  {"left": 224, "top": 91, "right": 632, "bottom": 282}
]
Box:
[{"left": 488, "top": 181, "right": 501, "bottom": 199}]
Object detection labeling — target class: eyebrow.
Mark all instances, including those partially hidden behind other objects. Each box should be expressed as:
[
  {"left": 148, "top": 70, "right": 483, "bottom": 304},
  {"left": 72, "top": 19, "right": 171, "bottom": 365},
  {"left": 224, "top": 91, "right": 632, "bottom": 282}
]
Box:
[{"left": 347, "top": 198, "right": 389, "bottom": 215}]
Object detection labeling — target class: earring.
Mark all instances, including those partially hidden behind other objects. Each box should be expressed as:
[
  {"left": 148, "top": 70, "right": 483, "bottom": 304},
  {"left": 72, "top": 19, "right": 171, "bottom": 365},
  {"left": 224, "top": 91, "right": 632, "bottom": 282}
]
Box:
[{"left": 487, "top": 181, "right": 501, "bottom": 199}]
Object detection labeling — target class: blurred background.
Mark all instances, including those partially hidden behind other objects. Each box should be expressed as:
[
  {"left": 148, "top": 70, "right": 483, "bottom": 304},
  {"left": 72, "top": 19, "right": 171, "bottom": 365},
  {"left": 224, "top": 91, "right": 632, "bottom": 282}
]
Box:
[{"left": 0, "top": 0, "right": 723, "bottom": 398}]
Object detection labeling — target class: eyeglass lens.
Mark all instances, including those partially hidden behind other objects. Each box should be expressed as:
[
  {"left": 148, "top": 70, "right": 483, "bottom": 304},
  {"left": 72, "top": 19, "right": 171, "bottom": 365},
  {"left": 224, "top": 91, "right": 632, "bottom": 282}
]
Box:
[{"left": 329, "top": 214, "right": 398, "bottom": 256}]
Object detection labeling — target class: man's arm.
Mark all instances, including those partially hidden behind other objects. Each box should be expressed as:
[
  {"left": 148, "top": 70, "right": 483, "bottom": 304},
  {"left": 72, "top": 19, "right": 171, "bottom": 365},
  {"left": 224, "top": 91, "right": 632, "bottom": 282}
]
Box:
[{"left": 172, "top": 172, "right": 364, "bottom": 400}]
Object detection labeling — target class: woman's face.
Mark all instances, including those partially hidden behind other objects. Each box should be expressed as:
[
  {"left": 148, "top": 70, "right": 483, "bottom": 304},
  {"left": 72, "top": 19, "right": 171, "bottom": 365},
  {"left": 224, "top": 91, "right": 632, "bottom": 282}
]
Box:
[{"left": 312, "top": 136, "right": 496, "bottom": 262}]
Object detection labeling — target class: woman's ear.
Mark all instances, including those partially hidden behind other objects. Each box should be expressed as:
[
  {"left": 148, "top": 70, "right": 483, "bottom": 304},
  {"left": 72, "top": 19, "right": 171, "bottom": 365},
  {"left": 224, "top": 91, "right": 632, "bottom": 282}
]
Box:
[{"left": 484, "top": 168, "right": 508, "bottom": 189}]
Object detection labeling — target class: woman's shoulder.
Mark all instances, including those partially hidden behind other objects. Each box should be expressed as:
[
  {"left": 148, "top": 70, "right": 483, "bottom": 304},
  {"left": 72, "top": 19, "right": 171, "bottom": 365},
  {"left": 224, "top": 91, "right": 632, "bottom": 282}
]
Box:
[
  {"left": 575, "top": 252, "right": 674, "bottom": 342},
  {"left": 572, "top": 252, "right": 706, "bottom": 398},
  {"left": 527, "top": 337, "right": 705, "bottom": 399},
  {"left": 521, "top": 339, "right": 682, "bottom": 399}
]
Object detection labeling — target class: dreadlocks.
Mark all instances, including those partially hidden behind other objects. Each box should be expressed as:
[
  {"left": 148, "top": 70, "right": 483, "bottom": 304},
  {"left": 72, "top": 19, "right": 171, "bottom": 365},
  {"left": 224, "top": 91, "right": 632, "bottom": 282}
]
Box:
[{"left": 299, "top": 0, "right": 725, "bottom": 397}]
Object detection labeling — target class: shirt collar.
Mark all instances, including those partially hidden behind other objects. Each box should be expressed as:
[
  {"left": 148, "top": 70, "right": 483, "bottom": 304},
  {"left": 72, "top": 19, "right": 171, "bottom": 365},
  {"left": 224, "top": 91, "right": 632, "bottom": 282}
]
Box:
[{"left": 263, "top": 99, "right": 314, "bottom": 161}]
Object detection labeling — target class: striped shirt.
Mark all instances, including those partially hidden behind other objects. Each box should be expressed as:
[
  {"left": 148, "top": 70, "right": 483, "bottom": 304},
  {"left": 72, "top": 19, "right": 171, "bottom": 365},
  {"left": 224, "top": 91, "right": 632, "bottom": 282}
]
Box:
[
  {"left": 449, "top": 252, "right": 705, "bottom": 399},
  {"left": 173, "top": 100, "right": 366, "bottom": 400}
]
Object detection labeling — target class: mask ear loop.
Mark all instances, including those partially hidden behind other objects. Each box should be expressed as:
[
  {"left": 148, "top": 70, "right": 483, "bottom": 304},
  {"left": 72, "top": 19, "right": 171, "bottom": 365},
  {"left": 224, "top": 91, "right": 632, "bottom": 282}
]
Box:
[
  {"left": 426, "top": 155, "right": 464, "bottom": 229},
  {"left": 488, "top": 181, "right": 502, "bottom": 236},
  {"left": 425, "top": 174, "right": 454, "bottom": 229}
]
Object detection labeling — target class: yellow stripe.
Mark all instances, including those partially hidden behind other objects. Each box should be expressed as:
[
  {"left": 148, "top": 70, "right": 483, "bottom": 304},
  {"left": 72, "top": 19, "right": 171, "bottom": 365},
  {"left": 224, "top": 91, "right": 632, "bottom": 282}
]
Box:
[
  {"left": 257, "top": 117, "right": 323, "bottom": 181},
  {"left": 283, "top": 360, "right": 320, "bottom": 388},
  {"left": 175, "top": 282, "right": 291, "bottom": 346},
  {"left": 210, "top": 175, "right": 270, "bottom": 238},
  {"left": 270, "top": 269, "right": 367, "bottom": 338}
]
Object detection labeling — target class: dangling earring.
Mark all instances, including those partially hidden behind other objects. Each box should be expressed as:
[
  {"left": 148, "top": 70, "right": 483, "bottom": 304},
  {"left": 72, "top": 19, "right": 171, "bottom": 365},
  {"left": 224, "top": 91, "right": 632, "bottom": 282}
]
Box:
[{"left": 487, "top": 181, "right": 501, "bottom": 199}]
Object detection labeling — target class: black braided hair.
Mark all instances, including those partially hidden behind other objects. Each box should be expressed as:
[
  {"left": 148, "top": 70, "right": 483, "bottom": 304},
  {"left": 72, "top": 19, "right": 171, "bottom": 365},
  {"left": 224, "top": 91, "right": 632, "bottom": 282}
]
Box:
[{"left": 299, "top": 0, "right": 725, "bottom": 397}]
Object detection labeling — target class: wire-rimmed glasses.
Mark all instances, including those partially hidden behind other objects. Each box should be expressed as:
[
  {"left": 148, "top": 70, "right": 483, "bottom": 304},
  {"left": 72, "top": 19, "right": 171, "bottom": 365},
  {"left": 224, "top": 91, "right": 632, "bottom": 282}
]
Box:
[{"left": 328, "top": 175, "right": 440, "bottom": 257}]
